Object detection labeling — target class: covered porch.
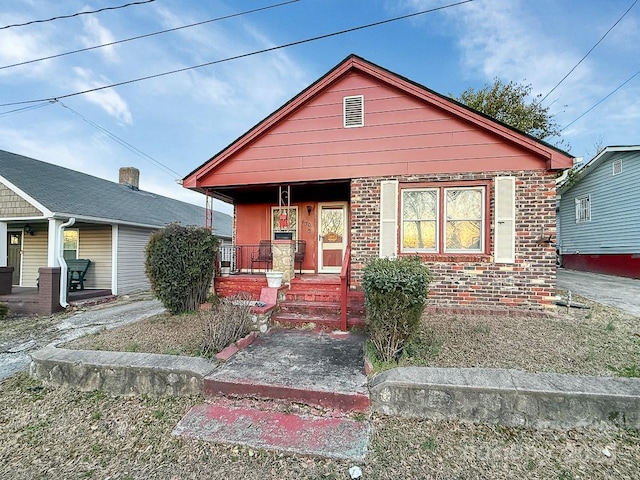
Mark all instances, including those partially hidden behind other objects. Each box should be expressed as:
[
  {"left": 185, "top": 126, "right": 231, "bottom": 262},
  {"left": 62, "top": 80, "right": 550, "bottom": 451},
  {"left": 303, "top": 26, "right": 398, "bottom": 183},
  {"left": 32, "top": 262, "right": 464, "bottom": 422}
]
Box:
[
  {"left": 204, "top": 181, "right": 362, "bottom": 331},
  {"left": 0, "top": 287, "right": 114, "bottom": 316}
]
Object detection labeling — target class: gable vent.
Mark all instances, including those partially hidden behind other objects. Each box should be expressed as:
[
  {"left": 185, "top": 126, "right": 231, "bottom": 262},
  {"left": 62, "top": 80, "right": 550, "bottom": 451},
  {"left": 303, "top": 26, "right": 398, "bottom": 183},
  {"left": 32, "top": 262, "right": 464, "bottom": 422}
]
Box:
[{"left": 343, "top": 95, "right": 364, "bottom": 128}]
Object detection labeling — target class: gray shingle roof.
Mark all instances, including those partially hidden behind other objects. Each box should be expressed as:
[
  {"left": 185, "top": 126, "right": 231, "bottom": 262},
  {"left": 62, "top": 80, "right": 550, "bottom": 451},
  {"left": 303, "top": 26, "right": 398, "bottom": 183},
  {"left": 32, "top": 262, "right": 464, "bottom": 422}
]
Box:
[{"left": 0, "top": 150, "right": 232, "bottom": 238}]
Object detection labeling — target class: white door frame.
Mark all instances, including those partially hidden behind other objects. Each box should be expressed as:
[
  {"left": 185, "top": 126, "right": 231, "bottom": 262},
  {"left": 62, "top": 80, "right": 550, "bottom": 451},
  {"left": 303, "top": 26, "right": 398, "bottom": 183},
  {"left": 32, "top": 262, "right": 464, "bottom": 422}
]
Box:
[{"left": 317, "top": 202, "right": 348, "bottom": 273}]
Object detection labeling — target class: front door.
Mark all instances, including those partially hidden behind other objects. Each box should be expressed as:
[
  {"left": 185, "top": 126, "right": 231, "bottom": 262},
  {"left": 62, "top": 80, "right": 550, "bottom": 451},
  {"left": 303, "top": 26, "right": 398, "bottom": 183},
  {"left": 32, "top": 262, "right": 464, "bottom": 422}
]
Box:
[
  {"left": 318, "top": 202, "right": 347, "bottom": 273},
  {"left": 7, "top": 232, "right": 22, "bottom": 285}
]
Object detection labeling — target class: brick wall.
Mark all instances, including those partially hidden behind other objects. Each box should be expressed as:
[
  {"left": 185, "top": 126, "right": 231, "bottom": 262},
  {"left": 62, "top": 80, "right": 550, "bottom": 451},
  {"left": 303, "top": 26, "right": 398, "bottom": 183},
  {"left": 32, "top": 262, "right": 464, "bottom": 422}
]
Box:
[{"left": 350, "top": 170, "right": 558, "bottom": 311}]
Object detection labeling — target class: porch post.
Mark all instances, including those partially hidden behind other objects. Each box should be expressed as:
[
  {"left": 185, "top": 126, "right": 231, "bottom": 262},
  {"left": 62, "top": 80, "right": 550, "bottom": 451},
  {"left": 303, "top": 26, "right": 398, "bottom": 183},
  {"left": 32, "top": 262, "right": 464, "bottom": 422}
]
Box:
[
  {"left": 47, "top": 218, "right": 63, "bottom": 267},
  {"left": 0, "top": 221, "right": 7, "bottom": 267},
  {"left": 271, "top": 240, "right": 295, "bottom": 284}
]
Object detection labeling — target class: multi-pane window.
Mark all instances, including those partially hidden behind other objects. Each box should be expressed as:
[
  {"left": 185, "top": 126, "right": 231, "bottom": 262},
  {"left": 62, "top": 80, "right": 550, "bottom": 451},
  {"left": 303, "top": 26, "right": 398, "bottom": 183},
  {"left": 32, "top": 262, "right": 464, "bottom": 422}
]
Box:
[
  {"left": 575, "top": 195, "right": 591, "bottom": 223},
  {"left": 401, "top": 186, "right": 485, "bottom": 253},
  {"left": 63, "top": 229, "right": 79, "bottom": 260},
  {"left": 612, "top": 159, "right": 622, "bottom": 175}
]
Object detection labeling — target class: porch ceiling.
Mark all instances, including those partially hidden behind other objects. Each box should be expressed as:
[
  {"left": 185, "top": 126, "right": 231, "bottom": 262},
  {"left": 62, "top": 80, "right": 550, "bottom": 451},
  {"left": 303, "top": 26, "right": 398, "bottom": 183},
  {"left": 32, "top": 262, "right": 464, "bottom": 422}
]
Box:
[{"left": 207, "top": 180, "right": 350, "bottom": 204}]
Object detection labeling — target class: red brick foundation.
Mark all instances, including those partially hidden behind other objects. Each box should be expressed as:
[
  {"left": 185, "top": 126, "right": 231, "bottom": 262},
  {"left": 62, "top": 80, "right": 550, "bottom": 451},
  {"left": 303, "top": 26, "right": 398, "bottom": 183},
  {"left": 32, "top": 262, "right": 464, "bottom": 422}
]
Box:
[{"left": 38, "top": 267, "right": 64, "bottom": 315}]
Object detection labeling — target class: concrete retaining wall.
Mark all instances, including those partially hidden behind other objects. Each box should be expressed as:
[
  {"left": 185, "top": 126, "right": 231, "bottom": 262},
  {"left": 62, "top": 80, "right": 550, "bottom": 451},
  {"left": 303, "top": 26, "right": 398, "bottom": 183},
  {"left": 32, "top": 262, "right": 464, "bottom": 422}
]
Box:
[
  {"left": 370, "top": 367, "right": 640, "bottom": 430},
  {"left": 30, "top": 347, "right": 217, "bottom": 397}
]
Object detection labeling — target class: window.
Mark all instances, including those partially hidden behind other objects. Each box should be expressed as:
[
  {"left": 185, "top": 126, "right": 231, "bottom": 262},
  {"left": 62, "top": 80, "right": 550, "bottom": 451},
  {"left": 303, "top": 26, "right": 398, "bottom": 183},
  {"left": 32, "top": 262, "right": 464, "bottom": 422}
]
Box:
[
  {"left": 575, "top": 195, "right": 591, "bottom": 223},
  {"left": 63, "top": 229, "right": 79, "bottom": 260},
  {"left": 612, "top": 159, "right": 623, "bottom": 175},
  {"left": 401, "top": 185, "right": 485, "bottom": 253},
  {"left": 271, "top": 207, "right": 298, "bottom": 245},
  {"left": 343, "top": 95, "right": 364, "bottom": 127}
]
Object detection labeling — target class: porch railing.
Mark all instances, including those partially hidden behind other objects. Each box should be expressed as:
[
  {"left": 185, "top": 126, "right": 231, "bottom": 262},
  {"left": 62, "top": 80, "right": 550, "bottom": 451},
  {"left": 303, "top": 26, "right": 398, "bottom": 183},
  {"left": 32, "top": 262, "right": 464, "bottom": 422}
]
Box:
[
  {"left": 218, "top": 242, "right": 304, "bottom": 274},
  {"left": 339, "top": 244, "right": 351, "bottom": 331}
]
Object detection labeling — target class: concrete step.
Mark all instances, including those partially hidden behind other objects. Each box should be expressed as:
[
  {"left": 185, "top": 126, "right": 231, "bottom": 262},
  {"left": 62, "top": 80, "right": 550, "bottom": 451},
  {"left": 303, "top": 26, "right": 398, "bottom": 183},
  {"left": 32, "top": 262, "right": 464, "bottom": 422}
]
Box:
[
  {"left": 271, "top": 312, "right": 365, "bottom": 330},
  {"left": 204, "top": 329, "right": 370, "bottom": 412},
  {"left": 173, "top": 397, "right": 370, "bottom": 461}
]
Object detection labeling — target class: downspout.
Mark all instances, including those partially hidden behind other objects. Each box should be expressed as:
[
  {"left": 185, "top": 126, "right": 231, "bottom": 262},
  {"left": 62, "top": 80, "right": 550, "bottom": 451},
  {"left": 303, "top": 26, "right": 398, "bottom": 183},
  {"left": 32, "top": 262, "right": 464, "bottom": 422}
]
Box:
[{"left": 58, "top": 218, "right": 75, "bottom": 308}]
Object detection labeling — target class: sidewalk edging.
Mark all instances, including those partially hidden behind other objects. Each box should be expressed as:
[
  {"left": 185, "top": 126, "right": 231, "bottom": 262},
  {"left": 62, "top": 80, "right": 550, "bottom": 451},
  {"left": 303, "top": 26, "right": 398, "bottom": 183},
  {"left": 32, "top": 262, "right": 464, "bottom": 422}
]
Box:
[{"left": 370, "top": 366, "right": 640, "bottom": 429}]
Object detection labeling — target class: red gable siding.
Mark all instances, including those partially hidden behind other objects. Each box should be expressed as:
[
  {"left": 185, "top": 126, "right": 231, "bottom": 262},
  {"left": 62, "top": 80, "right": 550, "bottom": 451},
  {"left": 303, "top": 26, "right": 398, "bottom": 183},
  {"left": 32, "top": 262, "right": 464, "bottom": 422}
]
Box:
[{"left": 196, "top": 70, "right": 546, "bottom": 188}]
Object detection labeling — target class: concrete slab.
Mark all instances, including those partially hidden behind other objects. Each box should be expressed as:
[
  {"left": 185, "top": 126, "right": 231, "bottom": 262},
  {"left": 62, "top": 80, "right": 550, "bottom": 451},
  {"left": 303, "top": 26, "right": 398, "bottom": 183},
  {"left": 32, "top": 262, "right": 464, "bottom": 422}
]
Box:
[
  {"left": 204, "top": 329, "right": 369, "bottom": 411},
  {"left": 557, "top": 269, "right": 640, "bottom": 317},
  {"left": 173, "top": 399, "right": 370, "bottom": 461}
]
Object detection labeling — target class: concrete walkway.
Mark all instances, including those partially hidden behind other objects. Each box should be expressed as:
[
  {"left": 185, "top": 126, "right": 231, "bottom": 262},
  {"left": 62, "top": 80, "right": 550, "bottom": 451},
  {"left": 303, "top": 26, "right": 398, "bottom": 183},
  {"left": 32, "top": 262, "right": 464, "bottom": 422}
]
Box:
[
  {"left": 557, "top": 269, "right": 640, "bottom": 317},
  {"left": 0, "top": 298, "right": 165, "bottom": 381}
]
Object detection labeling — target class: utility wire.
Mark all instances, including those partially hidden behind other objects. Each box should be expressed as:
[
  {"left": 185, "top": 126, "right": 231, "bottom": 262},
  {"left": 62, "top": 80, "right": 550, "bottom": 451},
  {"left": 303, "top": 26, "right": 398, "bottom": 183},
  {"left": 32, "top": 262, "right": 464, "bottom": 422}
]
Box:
[
  {"left": 1, "top": 0, "right": 300, "bottom": 71},
  {"left": 0, "top": 0, "right": 474, "bottom": 107},
  {"left": 0, "top": 0, "right": 156, "bottom": 30},
  {"left": 0, "top": 101, "right": 53, "bottom": 118},
  {"left": 540, "top": 0, "right": 637, "bottom": 103},
  {"left": 560, "top": 67, "right": 640, "bottom": 131},
  {"left": 56, "top": 100, "right": 183, "bottom": 179}
]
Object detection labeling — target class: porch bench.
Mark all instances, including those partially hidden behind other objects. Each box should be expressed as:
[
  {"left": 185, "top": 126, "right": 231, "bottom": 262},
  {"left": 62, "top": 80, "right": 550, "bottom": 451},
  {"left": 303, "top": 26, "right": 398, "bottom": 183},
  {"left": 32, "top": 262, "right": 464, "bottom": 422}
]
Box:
[{"left": 65, "top": 259, "right": 92, "bottom": 291}]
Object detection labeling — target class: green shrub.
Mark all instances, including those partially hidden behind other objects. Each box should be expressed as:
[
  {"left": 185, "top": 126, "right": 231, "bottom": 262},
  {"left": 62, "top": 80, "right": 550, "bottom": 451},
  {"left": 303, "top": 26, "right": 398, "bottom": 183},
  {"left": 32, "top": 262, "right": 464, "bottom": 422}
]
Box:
[
  {"left": 0, "top": 302, "right": 8, "bottom": 320},
  {"left": 362, "top": 256, "right": 432, "bottom": 363},
  {"left": 145, "top": 223, "right": 219, "bottom": 314}
]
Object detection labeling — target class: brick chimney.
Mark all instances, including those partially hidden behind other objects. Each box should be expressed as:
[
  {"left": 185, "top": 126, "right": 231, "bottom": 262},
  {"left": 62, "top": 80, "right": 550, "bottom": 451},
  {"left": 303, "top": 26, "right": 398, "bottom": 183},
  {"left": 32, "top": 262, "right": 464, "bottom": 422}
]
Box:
[{"left": 119, "top": 167, "right": 140, "bottom": 190}]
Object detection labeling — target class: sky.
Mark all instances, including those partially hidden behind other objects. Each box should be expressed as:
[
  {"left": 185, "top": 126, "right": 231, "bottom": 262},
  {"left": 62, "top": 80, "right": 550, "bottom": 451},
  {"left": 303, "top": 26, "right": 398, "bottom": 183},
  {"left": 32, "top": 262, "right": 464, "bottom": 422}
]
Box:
[{"left": 1, "top": 0, "right": 638, "bottom": 215}]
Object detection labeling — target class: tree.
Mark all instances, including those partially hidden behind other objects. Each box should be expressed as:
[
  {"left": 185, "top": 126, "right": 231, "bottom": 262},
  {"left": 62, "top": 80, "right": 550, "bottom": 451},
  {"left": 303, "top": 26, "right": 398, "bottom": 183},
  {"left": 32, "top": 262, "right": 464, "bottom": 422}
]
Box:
[{"left": 453, "top": 78, "right": 564, "bottom": 144}]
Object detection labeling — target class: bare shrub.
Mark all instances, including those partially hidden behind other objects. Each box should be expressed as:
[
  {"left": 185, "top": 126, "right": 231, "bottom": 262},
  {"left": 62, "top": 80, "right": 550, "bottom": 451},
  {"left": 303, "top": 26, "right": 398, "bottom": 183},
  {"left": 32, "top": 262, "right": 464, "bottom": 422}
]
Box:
[{"left": 200, "top": 293, "right": 254, "bottom": 357}]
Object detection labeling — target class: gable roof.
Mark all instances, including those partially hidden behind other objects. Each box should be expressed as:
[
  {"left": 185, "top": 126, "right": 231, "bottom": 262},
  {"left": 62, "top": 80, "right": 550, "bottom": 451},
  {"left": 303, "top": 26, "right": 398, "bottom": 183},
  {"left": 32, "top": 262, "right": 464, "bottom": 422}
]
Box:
[
  {"left": 184, "top": 54, "right": 573, "bottom": 191},
  {"left": 0, "top": 149, "right": 232, "bottom": 238},
  {"left": 558, "top": 145, "right": 640, "bottom": 194}
]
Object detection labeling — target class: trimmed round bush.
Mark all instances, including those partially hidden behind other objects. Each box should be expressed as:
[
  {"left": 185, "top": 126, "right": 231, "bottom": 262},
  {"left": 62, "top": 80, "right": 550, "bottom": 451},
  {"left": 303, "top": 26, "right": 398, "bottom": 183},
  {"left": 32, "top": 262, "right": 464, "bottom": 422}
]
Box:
[
  {"left": 145, "top": 223, "right": 219, "bottom": 314},
  {"left": 362, "top": 256, "right": 432, "bottom": 363}
]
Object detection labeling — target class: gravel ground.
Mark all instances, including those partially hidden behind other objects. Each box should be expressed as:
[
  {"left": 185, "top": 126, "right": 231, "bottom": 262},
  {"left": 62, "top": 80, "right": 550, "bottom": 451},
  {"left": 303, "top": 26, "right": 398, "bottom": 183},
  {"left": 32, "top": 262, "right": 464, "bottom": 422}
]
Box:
[{"left": 1, "top": 372, "right": 638, "bottom": 479}]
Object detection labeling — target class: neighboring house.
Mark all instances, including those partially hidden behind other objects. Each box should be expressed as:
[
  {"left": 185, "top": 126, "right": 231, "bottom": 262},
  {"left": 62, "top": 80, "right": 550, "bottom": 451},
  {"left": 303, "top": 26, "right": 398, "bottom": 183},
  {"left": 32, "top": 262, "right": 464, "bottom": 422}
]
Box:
[
  {"left": 0, "top": 150, "right": 232, "bottom": 302},
  {"left": 557, "top": 145, "right": 640, "bottom": 279},
  {"left": 183, "top": 55, "right": 573, "bottom": 311}
]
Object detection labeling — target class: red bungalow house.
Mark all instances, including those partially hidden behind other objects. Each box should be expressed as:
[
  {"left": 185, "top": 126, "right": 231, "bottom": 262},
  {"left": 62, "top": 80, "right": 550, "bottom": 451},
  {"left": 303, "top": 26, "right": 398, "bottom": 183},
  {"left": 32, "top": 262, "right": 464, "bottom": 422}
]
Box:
[{"left": 183, "top": 55, "right": 573, "bottom": 328}]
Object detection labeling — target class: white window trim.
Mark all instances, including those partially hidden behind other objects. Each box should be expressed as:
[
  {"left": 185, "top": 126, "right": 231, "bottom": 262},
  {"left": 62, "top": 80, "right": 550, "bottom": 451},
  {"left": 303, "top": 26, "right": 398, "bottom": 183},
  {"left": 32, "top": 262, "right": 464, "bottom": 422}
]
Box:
[
  {"left": 612, "top": 159, "right": 623, "bottom": 175},
  {"left": 343, "top": 95, "right": 364, "bottom": 128},
  {"left": 575, "top": 195, "right": 591, "bottom": 223},
  {"left": 63, "top": 228, "right": 79, "bottom": 260},
  {"left": 443, "top": 187, "right": 485, "bottom": 253},
  {"left": 400, "top": 188, "right": 439, "bottom": 253}
]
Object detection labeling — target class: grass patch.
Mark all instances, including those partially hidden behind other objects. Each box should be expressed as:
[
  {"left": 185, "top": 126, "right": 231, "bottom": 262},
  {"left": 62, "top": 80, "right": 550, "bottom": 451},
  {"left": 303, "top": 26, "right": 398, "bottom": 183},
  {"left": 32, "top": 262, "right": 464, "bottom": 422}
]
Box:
[
  {"left": 611, "top": 365, "right": 640, "bottom": 378},
  {"left": 366, "top": 293, "right": 640, "bottom": 376}
]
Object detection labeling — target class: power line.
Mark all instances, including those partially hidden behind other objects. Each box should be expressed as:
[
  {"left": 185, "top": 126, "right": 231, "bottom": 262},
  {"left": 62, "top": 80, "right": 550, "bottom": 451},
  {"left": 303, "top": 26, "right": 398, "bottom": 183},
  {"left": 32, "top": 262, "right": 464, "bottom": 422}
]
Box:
[
  {"left": 0, "top": 0, "right": 474, "bottom": 108},
  {"left": 0, "top": 0, "right": 156, "bottom": 30},
  {"left": 0, "top": 102, "right": 53, "bottom": 118},
  {"left": 1, "top": 0, "right": 300, "bottom": 71},
  {"left": 560, "top": 67, "right": 640, "bottom": 132},
  {"left": 540, "top": 0, "right": 637, "bottom": 103},
  {"left": 56, "top": 100, "right": 183, "bottom": 179}
]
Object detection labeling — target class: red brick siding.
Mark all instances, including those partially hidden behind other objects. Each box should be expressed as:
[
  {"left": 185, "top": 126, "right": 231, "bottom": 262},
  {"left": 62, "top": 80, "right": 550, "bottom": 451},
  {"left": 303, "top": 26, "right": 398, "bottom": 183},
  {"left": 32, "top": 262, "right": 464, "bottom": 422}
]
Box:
[{"left": 350, "top": 170, "right": 557, "bottom": 311}]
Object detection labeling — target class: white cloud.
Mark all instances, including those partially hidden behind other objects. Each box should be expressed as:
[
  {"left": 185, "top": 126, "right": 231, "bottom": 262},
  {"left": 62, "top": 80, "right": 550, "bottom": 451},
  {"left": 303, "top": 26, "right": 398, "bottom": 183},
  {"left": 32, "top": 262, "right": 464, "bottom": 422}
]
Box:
[
  {"left": 72, "top": 67, "right": 133, "bottom": 124},
  {"left": 81, "top": 16, "right": 118, "bottom": 62}
]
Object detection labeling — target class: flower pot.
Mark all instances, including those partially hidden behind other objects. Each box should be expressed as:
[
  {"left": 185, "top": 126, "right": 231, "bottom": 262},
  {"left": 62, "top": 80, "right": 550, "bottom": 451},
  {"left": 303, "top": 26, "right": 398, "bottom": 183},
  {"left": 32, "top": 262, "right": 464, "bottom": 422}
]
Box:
[
  {"left": 220, "top": 261, "right": 231, "bottom": 277},
  {"left": 265, "top": 271, "right": 283, "bottom": 288}
]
